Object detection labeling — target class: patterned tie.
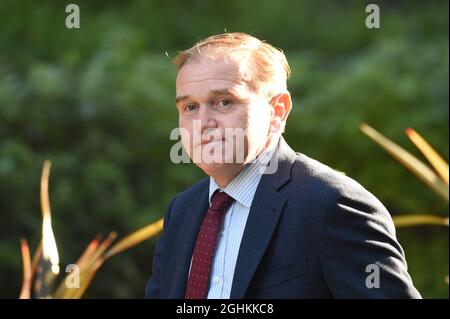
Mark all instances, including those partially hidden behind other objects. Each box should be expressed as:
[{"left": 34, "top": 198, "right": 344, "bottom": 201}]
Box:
[{"left": 185, "top": 191, "right": 235, "bottom": 299}]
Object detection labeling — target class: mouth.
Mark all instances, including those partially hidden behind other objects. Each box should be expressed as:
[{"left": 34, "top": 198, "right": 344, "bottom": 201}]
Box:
[{"left": 201, "top": 137, "right": 225, "bottom": 145}]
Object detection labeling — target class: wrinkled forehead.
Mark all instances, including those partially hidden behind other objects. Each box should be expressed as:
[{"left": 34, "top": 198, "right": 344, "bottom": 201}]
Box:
[{"left": 176, "top": 55, "right": 253, "bottom": 97}]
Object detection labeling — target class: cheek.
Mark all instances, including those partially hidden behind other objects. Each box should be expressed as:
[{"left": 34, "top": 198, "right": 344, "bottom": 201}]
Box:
[
  {"left": 247, "top": 105, "right": 271, "bottom": 137},
  {"left": 178, "top": 117, "right": 189, "bottom": 136},
  {"left": 179, "top": 117, "right": 193, "bottom": 152},
  {"left": 228, "top": 111, "right": 248, "bottom": 130},
  {"left": 179, "top": 115, "right": 200, "bottom": 134},
  {"left": 178, "top": 116, "right": 189, "bottom": 130}
]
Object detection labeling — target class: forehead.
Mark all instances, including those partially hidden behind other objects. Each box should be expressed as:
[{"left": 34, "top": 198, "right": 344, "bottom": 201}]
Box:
[{"left": 176, "top": 56, "right": 252, "bottom": 97}]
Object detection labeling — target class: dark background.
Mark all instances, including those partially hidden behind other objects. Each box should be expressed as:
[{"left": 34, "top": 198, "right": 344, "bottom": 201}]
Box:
[{"left": 0, "top": 0, "right": 448, "bottom": 298}]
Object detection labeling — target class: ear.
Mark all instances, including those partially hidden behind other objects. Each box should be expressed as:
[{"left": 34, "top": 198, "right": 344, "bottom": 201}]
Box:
[{"left": 269, "top": 92, "right": 292, "bottom": 133}]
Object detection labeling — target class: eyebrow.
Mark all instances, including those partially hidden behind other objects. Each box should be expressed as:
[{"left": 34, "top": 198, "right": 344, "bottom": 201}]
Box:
[{"left": 175, "top": 89, "right": 238, "bottom": 105}]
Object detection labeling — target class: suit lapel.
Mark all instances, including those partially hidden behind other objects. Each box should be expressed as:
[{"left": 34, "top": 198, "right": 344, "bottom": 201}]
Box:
[
  {"left": 229, "top": 184, "right": 287, "bottom": 298},
  {"left": 168, "top": 185, "right": 209, "bottom": 298},
  {"left": 230, "top": 137, "right": 297, "bottom": 298}
]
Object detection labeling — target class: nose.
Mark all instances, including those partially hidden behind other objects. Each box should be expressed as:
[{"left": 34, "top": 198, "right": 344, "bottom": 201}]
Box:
[{"left": 197, "top": 104, "right": 218, "bottom": 133}]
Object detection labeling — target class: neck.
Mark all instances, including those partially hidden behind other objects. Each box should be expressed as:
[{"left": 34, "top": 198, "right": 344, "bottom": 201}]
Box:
[
  {"left": 211, "top": 163, "right": 247, "bottom": 188},
  {"left": 264, "top": 134, "right": 280, "bottom": 154}
]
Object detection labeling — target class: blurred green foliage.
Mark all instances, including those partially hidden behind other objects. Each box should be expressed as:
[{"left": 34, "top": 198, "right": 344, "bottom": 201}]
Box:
[{"left": 0, "top": 0, "right": 448, "bottom": 298}]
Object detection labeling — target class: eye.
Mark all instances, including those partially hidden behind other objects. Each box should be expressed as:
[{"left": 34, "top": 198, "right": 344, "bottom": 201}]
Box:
[
  {"left": 184, "top": 104, "right": 198, "bottom": 113},
  {"left": 215, "top": 98, "right": 233, "bottom": 109}
]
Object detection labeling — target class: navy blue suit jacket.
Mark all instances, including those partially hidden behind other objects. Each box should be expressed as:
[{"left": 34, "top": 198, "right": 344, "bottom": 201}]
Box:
[{"left": 146, "top": 137, "right": 421, "bottom": 298}]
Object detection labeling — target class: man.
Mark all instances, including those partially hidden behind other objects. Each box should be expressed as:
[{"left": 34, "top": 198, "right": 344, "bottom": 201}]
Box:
[{"left": 146, "top": 32, "right": 421, "bottom": 298}]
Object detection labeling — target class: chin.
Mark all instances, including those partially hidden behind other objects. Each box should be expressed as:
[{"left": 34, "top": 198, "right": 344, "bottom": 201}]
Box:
[
  {"left": 196, "top": 162, "right": 227, "bottom": 177},
  {"left": 190, "top": 142, "right": 249, "bottom": 175}
]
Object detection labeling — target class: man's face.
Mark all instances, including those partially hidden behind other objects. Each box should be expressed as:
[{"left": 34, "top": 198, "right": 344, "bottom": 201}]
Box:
[{"left": 175, "top": 56, "right": 273, "bottom": 177}]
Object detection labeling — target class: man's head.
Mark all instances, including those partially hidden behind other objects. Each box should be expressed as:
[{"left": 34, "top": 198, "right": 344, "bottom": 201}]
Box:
[{"left": 174, "top": 32, "right": 292, "bottom": 186}]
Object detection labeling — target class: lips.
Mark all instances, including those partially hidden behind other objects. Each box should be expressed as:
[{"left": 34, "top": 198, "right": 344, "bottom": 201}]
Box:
[{"left": 201, "top": 137, "right": 225, "bottom": 145}]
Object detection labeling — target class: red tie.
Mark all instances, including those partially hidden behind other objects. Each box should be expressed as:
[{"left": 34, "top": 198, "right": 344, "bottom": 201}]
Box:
[{"left": 185, "top": 191, "right": 235, "bottom": 299}]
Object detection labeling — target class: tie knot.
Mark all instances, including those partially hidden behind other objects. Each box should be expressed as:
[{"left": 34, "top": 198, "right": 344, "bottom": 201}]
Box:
[{"left": 210, "top": 191, "right": 234, "bottom": 212}]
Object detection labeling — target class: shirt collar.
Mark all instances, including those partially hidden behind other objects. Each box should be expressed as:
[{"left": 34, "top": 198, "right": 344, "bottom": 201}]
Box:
[{"left": 208, "top": 138, "right": 279, "bottom": 209}]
